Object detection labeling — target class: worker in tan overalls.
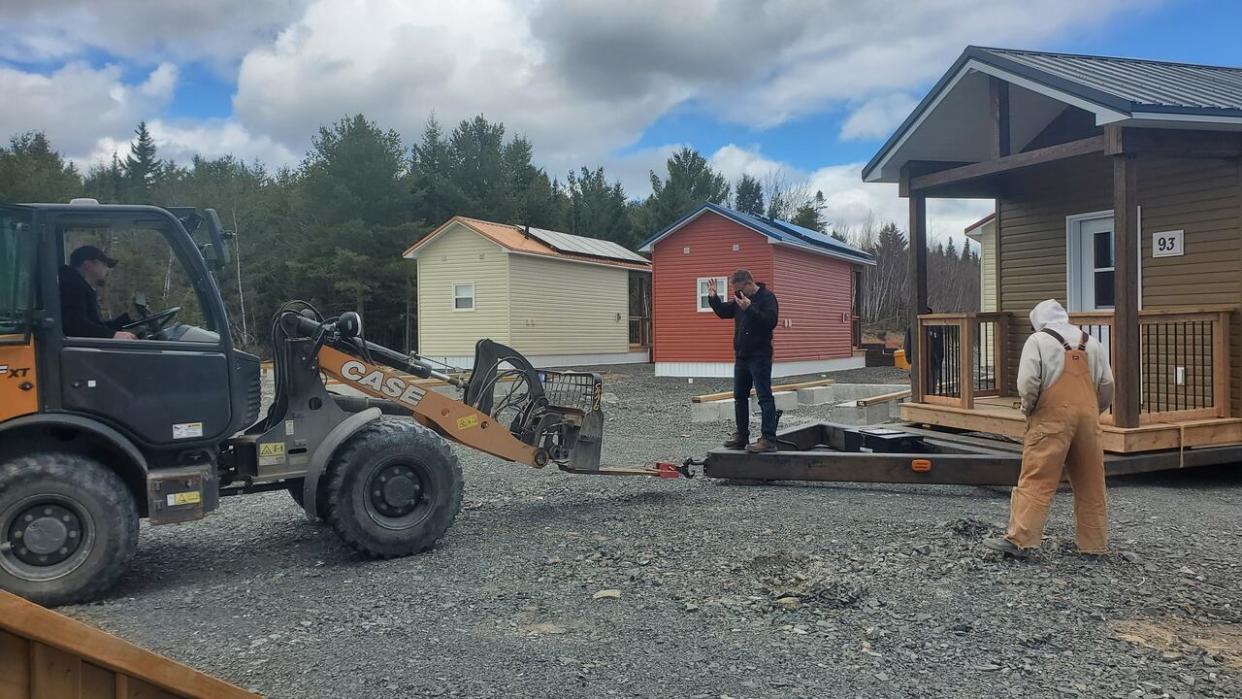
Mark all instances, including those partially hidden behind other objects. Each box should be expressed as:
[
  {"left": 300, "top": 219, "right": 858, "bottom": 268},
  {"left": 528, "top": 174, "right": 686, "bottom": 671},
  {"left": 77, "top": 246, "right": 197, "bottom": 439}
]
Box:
[{"left": 984, "top": 299, "right": 1115, "bottom": 558}]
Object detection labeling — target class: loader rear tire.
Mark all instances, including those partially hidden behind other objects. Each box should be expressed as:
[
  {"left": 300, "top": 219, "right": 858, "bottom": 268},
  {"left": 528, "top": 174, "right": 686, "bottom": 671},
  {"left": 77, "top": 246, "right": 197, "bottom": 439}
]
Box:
[
  {"left": 324, "top": 419, "right": 463, "bottom": 558},
  {"left": 0, "top": 453, "right": 139, "bottom": 607}
]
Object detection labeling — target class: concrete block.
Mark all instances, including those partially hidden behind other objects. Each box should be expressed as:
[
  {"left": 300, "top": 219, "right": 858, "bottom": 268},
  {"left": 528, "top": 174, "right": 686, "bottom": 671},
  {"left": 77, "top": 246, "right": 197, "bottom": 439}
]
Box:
[
  {"left": 830, "top": 383, "right": 910, "bottom": 403},
  {"left": 830, "top": 400, "right": 893, "bottom": 426},
  {"left": 691, "top": 398, "right": 734, "bottom": 423},
  {"left": 752, "top": 390, "right": 798, "bottom": 412},
  {"left": 889, "top": 399, "right": 907, "bottom": 421},
  {"left": 797, "top": 386, "right": 835, "bottom": 406}
]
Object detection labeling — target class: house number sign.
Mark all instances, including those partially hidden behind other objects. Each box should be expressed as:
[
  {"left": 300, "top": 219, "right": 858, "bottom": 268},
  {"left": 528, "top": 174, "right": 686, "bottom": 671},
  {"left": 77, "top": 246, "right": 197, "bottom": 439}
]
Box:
[{"left": 1153, "top": 230, "right": 1184, "bottom": 258}]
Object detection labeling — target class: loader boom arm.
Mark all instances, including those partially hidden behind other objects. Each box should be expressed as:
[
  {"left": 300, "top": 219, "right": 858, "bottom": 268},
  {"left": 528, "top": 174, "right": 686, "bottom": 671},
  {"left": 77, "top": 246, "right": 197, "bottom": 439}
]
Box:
[{"left": 316, "top": 346, "right": 546, "bottom": 467}]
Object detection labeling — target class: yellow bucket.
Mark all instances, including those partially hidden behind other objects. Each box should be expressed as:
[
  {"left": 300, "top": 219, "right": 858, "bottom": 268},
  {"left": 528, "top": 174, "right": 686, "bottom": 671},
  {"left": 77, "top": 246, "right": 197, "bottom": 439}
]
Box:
[{"left": 894, "top": 349, "right": 911, "bottom": 371}]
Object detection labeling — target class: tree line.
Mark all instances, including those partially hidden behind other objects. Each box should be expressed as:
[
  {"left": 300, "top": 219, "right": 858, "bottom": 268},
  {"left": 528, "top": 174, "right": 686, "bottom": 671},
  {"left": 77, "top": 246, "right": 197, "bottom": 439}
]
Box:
[{"left": 0, "top": 115, "right": 977, "bottom": 354}]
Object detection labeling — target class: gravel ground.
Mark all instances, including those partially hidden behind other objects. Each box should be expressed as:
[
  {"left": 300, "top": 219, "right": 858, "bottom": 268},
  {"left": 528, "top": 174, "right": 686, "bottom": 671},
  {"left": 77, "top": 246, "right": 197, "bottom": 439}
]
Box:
[{"left": 61, "top": 363, "right": 1241, "bottom": 699}]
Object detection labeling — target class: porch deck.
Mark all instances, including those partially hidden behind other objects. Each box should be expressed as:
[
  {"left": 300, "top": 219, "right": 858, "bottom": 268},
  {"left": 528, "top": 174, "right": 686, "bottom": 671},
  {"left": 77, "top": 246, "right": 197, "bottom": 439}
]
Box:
[
  {"left": 908, "top": 307, "right": 1241, "bottom": 454},
  {"left": 901, "top": 396, "right": 1242, "bottom": 454}
]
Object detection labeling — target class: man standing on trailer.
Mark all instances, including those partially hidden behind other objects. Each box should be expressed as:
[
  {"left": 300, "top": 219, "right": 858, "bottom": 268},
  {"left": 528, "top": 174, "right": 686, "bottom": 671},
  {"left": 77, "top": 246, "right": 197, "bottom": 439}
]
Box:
[
  {"left": 984, "top": 299, "right": 1115, "bottom": 558},
  {"left": 707, "top": 269, "right": 780, "bottom": 453}
]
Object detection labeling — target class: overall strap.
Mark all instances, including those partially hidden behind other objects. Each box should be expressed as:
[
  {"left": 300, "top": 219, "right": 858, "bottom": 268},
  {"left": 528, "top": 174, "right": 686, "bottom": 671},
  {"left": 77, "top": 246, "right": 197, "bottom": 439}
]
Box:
[
  {"left": 1041, "top": 327, "right": 1072, "bottom": 350},
  {"left": 1041, "top": 327, "right": 1089, "bottom": 352}
]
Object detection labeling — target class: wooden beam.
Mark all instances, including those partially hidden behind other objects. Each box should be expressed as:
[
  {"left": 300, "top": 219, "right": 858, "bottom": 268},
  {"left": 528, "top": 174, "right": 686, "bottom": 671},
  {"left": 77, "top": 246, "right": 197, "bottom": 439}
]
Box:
[
  {"left": 909, "top": 195, "right": 928, "bottom": 403},
  {"left": 0, "top": 591, "right": 258, "bottom": 699},
  {"left": 1105, "top": 126, "right": 1242, "bottom": 159},
  {"left": 910, "top": 135, "right": 1106, "bottom": 192},
  {"left": 1113, "top": 153, "right": 1141, "bottom": 428},
  {"left": 898, "top": 161, "right": 971, "bottom": 197},
  {"left": 989, "top": 77, "right": 1011, "bottom": 159}
]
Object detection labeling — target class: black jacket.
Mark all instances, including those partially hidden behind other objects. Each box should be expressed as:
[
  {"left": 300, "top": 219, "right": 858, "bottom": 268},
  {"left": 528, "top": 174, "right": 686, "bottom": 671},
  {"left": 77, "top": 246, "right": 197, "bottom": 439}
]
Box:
[
  {"left": 58, "top": 266, "right": 128, "bottom": 338},
  {"left": 709, "top": 282, "right": 779, "bottom": 358}
]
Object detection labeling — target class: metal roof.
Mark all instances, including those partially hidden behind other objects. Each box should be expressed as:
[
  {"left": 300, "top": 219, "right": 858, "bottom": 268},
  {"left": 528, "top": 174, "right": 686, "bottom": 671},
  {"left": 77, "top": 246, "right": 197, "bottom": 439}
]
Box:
[
  {"left": 863, "top": 46, "right": 1242, "bottom": 182},
  {"left": 403, "top": 216, "right": 651, "bottom": 271},
  {"left": 638, "top": 202, "right": 875, "bottom": 266},
  {"left": 524, "top": 226, "right": 650, "bottom": 264},
  {"left": 980, "top": 47, "right": 1242, "bottom": 114}
]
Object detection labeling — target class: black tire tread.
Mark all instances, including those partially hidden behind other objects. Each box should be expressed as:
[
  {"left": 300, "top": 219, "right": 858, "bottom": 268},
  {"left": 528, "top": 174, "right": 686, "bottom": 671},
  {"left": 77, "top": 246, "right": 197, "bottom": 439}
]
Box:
[
  {"left": 324, "top": 419, "right": 463, "bottom": 558},
  {"left": 0, "top": 452, "right": 139, "bottom": 606}
]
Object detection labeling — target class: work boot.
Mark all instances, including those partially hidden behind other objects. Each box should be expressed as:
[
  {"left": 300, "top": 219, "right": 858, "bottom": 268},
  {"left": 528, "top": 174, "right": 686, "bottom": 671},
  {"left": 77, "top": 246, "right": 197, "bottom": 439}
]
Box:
[
  {"left": 982, "top": 537, "right": 1032, "bottom": 559},
  {"left": 745, "top": 438, "right": 778, "bottom": 454},
  {"left": 723, "top": 433, "right": 748, "bottom": 449}
]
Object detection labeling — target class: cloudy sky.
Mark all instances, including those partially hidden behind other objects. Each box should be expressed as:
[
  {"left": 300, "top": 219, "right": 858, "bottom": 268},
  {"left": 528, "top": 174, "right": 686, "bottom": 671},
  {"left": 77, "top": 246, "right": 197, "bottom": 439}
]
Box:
[{"left": 2, "top": 0, "right": 1237, "bottom": 241}]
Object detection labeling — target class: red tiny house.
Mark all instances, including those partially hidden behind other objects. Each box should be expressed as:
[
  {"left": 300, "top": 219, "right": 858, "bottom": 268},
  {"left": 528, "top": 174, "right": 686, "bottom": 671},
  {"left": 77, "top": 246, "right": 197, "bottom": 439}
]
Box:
[{"left": 640, "top": 203, "right": 874, "bottom": 378}]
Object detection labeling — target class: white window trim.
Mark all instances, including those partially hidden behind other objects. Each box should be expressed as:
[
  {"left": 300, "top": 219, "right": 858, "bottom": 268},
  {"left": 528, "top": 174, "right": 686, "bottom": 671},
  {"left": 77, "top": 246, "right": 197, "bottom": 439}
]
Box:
[
  {"left": 696, "top": 276, "right": 728, "bottom": 312},
  {"left": 1065, "top": 209, "right": 1143, "bottom": 313},
  {"left": 452, "top": 281, "right": 475, "bottom": 312}
]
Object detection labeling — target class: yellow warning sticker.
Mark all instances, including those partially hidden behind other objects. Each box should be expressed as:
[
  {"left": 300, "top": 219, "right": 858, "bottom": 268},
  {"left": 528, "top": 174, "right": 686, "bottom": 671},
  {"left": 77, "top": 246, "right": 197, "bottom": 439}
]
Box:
[
  {"left": 166, "top": 491, "right": 202, "bottom": 506},
  {"left": 259, "top": 442, "right": 285, "bottom": 457},
  {"left": 456, "top": 414, "right": 480, "bottom": 430}
]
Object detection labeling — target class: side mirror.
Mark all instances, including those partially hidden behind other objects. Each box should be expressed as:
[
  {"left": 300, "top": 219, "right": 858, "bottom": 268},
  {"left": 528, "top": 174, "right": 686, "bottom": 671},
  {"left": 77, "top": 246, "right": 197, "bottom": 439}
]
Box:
[{"left": 337, "top": 312, "right": 362, "bottom": 339}]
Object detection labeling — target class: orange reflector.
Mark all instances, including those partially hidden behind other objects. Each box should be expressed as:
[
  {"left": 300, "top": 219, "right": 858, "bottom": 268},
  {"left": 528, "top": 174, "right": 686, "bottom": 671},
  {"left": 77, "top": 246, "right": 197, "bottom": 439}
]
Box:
[{"left": 911, "top": 459, "right": 933, "bottom": 473}]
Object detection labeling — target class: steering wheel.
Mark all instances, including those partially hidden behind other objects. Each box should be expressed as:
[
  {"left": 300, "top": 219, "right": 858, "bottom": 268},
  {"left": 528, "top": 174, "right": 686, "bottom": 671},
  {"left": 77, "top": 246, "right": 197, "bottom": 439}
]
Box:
[{"left": 122, "top": 306, "right": 181, "bottom": 338}]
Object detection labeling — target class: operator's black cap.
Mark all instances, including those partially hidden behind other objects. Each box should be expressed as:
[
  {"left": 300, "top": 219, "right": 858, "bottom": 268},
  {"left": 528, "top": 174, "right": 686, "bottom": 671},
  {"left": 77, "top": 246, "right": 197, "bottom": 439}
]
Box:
[{"left": 69, "top": 245, "right": 118, "bottom": 268}]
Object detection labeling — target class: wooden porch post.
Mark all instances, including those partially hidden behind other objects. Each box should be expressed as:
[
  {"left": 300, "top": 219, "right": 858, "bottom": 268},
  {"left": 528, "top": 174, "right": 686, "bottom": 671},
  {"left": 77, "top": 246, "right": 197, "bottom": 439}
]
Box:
[
  {"left": 989, "top": 77, "right": 1011, "bottom": 159},
  {"left": 1113, "top": 152, "right": 1141, "bottom": 427},
  {"left": 909, "top": 193, "right": 928, "bottom": 402}
]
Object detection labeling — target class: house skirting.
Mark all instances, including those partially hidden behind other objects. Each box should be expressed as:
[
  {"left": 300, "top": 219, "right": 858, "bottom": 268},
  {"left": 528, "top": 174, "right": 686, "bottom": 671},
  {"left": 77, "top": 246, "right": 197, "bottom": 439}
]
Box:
[
  {"left": 419, "top": 350, "right": 650, "bottom": 371},
  {"left": 654, "top": 356, "right": 866, "bottom": 378}
]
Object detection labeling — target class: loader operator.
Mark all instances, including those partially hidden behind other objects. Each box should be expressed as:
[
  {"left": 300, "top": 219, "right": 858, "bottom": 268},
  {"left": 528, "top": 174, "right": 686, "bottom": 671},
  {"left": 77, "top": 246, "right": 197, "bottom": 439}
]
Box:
[
  {"left": 707, "top": 269, "right": 780, "bottom": 454},
  {"left": 59, "top": 245, "right": 137, "bottom": 340},
  {"left": 984, "top": 299, "right": 1115, "bottom": 558}
]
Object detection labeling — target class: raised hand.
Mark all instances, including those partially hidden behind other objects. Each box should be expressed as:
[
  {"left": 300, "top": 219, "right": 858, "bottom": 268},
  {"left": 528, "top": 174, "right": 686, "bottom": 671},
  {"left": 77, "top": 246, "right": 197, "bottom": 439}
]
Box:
[{"left": 707, "top": 278, "right": 719, "bottom": 297}]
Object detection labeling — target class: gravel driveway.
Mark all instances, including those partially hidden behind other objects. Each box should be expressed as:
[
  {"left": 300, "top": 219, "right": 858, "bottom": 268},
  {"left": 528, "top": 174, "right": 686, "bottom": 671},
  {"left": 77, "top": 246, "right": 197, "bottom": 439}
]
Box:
[{"left": 62, "top": 364, "right": 1241, "bottom": 699}]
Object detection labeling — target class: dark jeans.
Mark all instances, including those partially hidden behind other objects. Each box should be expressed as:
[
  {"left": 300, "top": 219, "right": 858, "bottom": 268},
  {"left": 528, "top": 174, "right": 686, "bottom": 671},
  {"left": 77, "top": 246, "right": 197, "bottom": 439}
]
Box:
[{"left": 734, "top": 355, "right": 776, "bottom": 441}]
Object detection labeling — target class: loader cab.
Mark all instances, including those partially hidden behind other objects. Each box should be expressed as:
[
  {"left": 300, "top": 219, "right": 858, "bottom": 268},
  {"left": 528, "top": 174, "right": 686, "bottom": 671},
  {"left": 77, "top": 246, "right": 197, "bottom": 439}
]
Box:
[{"left": 1, "top": 201, "right": 261, "bottom": 467}]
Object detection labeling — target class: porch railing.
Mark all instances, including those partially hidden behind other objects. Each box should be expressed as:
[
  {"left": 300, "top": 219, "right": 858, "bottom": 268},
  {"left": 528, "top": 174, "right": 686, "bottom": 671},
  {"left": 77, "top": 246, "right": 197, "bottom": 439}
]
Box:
[
  {"left": 915, "top": 313, "right": 1010, "bottom": 409},
  {"left": 916, "top": 307, "right": 1232, "bottom": 422}
]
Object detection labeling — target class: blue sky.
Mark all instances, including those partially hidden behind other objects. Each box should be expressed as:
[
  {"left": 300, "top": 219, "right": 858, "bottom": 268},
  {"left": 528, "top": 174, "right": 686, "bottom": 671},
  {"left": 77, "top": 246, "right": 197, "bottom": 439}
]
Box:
[
  {"left": 1, "top": 0, "right": 1238, "bottom": 238},
  {"left": 624, "top": 0, "right": 1242, "bottom": 173}
]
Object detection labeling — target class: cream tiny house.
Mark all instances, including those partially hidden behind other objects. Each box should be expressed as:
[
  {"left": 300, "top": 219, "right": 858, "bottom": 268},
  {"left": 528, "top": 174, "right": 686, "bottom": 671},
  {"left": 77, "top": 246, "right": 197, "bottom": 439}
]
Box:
[{"left": 403, "top": 217, "right": 652, "bottom": 369}]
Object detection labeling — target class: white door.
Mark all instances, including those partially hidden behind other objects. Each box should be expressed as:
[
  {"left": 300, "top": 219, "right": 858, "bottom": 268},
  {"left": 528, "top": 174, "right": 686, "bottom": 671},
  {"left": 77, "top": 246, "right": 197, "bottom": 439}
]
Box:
[
  {"left": 1067, "top": 213, "right": 1116, "bottom": 356},
  {"left": 1071, "top": 215, "right": 1115, "bottom": 312}
]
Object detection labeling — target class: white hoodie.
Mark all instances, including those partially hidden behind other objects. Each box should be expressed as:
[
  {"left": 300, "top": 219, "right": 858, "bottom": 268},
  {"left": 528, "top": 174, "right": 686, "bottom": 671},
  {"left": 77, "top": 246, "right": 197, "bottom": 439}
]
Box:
[{"left": 1017, "top": 299, "right": 1115, "bottom": 416}]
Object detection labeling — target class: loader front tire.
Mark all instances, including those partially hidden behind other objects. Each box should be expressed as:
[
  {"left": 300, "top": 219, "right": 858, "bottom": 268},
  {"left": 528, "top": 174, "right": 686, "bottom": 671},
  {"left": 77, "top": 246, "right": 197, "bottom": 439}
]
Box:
[
  {"left": 0, "top": 453, "right": 139, "bottom": 607},
  {"left": 324, "top": 420, "right": 463, "bottom": 558}
]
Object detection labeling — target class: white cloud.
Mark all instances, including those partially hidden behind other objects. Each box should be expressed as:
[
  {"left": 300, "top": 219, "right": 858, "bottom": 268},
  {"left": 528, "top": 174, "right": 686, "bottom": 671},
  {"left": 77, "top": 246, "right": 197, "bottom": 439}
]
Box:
[
  {"left": 707, "top": 143, "right": 992, "bottom": 243},
  {"left": 0, "top": 61, "right": 177, "bottom": 160},
  {"left": 805, "top": 162, "right": 992, "bottom": 244},
  {"left": 0, "top": 0, "right": 313, "bottom": 66},
  {"left": 531, "top": 0, "right": 1151, "bottom": 130},
  {"left": 147, "top": 120, "right": 301, "bottom": 167},
  {"left": 708, "top": 144, "right": 787, "bottom": 182},
  {"left": 233, "top": 0, "right": 692, "bottom": 172},
  {"left": 840, "top": 94, "right": 919, "bottom": 141}
]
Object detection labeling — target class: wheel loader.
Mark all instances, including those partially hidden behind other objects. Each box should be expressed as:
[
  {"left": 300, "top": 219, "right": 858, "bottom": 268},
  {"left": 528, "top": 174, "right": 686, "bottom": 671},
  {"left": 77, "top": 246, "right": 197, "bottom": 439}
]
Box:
[{"left": 0, "top": 200, "right": 675, "bottom": 606}]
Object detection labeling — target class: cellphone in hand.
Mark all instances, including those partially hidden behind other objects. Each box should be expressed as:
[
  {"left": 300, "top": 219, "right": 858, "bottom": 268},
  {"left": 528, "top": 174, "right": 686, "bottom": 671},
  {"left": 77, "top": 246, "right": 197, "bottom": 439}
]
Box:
[{"left": 735, "top": 290, "right": 744, "bottom": 299}]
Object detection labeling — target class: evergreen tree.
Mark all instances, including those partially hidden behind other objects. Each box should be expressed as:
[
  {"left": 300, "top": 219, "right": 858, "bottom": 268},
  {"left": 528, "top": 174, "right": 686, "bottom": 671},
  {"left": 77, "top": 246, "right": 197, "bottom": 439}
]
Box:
[
  {"left": 566, "top": 167, "right": 636, "bottom": 247},
  {"left": 409, "top": 116, "right": 461, "bottom": 227},
  {"left": 645, "top": 147, "right": 730, "bottom": 230},
  {"left": 734, "top": 174, "right": 764, "bottom": 215},
  {"left": 123, "top": 121, "right": 163, "bottom": 200},
  {"left": 791, "top": 190, "right": 827, "bottom": 232},
  {"left": 83, "top": 154, "right": 127, "bottom": 203},
  {"left": 0, "top": 131, "right": 82, "bottom": 203}
]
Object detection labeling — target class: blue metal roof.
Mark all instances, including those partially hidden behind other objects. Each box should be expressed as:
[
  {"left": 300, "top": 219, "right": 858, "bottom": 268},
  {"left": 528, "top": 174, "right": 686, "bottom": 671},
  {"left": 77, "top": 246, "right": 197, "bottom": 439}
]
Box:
[{"left": 638, "top": 202, "right": 875, "bottom": 266}]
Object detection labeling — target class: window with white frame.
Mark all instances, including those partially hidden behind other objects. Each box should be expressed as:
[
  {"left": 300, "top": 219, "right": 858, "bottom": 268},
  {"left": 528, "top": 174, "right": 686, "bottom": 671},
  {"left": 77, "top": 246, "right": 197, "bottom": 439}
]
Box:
[
  {"left": 696, "top": 276, "right": 728, "bottom": 312},
  {"left": 452, "top": 282, "right": 475, "bottom": 311}
]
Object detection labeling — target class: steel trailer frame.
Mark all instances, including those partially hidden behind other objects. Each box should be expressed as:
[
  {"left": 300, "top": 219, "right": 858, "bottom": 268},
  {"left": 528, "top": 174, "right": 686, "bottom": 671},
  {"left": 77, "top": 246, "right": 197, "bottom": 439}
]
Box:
[{"left": 701, "top": 422, "right": 1242, "bottom": 485}]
